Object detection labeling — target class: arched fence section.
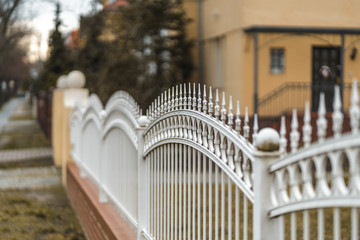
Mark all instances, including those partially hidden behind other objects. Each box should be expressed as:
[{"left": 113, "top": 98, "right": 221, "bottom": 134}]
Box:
[
  {"left": 70, "top": 91, "right": 142, "bottom": 230},
  {"left": 70, "top": 81, "right": 360, "bottom": 240},
  {"left": 100, "top": 91, "right": 142, "bottom": 227},
  {"left": 143, "top": 84, "right": 257, "bottom": 239},
  {"left": 80, "top": 94, "right": 103, "bottom": 184}
]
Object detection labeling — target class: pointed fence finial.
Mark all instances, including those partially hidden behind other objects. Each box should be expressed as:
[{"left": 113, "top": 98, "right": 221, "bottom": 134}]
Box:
[
  {"left": 279, "top": 116, "right": 287, "bottom": 155},
  {"left": 198, "top": 83, "right": 202, "bottom": 111},
  {"left": 317, "top": 92, "right": 327, "bottom": 142},
  {"left": 203, "top": 85, "right": 208, "bottom": 113},
  {"left": 164, "top": 90, "right": 168, "bottom": 113},
  {"left": 154, "top": 99, "right": 158, "bottom": 118},
  {"left": 244, "top": 107, "right": 250, "bottom": 141},
  {"left": 302, "top": 101, "right": 312, "bottom": 148},
  {"left": 252, "top": 113, "right": 259, "bottom": 144},
  {"left": 175, "top": 85, "right": 179, "bottom": 110},
  {"left": 168, "top": 88, "right": 171, "bottom": 112},
  {"left": 208, "top": 86, "right": 213, "bottom": 115},
  {"left": 149, "top": 104, "right": 152, "bottom": 121},
  {"left": 350, "top": 79, "right": 360, "bottom": 134},
  {"left": 151, "top": 102, "right": 154, "bottom": 120},
  {"left": 157, "top": 96, "right": 161, "bottom": 117},
  {"left": 183, "top": 83, "right": 187, "bottom": 108},
  {"left": 179, "top": 85, "right": 183, "bottom": 109},
  {"left": 215, "top": 89, "right": 220, "bottom": 119},
  {"left": 160, "top": 93, "right": 164, "bottom": 115},
  {"left": 188, "top": 83, "right": 192, "bottom": 109},
  {"left": 171, "top": 86, "right": 175, "bottom": 111},
  {"left": 193, "top": 83, "right": 197, "bottom": 110},
  {"left": 235, "top": 101, "right": 241, "bottom": 134},
  {"left": 227, "top": 96, "right": 234, "bottom": 128},
  {"left": 290, "top": 109, "right": 299, "bottom": 153},
  {"left": 221, "top": 92, "right": 227, "bottom": 124},
  {"left": 332, "top": 85, "right": 343, "bottom": 138}
]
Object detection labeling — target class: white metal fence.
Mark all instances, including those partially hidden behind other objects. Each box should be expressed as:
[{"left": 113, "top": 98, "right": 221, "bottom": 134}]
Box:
[{"left": 70, "top": 81, "right": 360, "bottom": 240}]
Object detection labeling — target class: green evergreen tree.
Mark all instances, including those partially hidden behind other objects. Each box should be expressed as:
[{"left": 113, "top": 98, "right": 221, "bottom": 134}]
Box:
[
  {"left": 77, "top": 11, "right": 109, "bottom": 95},
  {"left": 72, "top": 0, "right": 194, "bottom": 109},
  {"left": 109, "top": 0, "right": 194, "bottom": 108},
  {"left": 37, "top": 3, "right": 72, "bottom": 92}
]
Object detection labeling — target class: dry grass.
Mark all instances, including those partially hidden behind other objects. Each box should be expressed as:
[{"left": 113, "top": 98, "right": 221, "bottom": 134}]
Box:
[
  {"left": 9, "top": 114, "right": 34, "bottom": 121},
  {"left": 0, "top": 186, "right": 85, "bottom": 240},
  {"left": 0, "top": 124, "right": 50, "bottom": 150},
  {"left": 283, "top": 208, "right": 355, "bottom": 240},
  {"left": 151, "top": 181, "right": 356, "bottom": 239},
  {"left": 0, "top": 130, "right": 50, "bottom": 150}
]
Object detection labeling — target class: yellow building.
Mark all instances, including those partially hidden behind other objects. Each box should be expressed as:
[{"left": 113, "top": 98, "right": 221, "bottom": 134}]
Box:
[{"left": 190, "top": 0, "right": 360, "bottom": 115}]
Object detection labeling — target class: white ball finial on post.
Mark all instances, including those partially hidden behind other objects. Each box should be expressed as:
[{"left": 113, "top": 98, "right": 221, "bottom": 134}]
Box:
[
  {"left": 256, "top": 128, "right": 280, "bottom": 152},
  {"left": 56, "top": 75, "right": 68, "bottom": 89},
  {"left": 66, "top": 70, "right": 86, "bottom": 89}
]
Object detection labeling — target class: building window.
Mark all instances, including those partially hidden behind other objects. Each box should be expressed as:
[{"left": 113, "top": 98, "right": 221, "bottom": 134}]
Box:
[{"left": 270, "top": 48, "right": 285, "bottom": 74}]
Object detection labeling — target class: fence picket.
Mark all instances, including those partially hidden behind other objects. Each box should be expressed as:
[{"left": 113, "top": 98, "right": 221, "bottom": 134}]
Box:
[
  {"left": 197, "top": 152, "right": 201, "bottom": 240},
  {"left": 318, "top": 209, "right": 324, "bottom": 240},
  {"left": 221, "top": 171, "right": 225, "bottom": 240},
  {"left": 203, "top": 155, "right": 207, "bottom": 240},
  {"left": 228, "top": 177, "right": 232, "bottom": 240},
  {"left": 351, "top": 207, "right": 358, "bottom": 240},
  {"left": 209, "top": 160, "right": 213, "bottom": 240},
  {"left": 235, "top": 187, "right": 239, "bottom": 240},
  {"left": 303, "top": 210, "right": 309, "bottom": 240},
  {"left": 174, "top": 144, "right": 178, "bottom": 240}
]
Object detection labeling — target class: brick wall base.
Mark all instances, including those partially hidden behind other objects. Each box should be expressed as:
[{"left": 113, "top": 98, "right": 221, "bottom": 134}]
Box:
[{"left": 66, "top": 163, "right": 136, "bottom": 240}]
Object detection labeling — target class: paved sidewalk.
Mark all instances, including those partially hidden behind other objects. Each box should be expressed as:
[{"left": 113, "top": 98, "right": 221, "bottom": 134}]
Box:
[
  {"left": 0, "top": 147, "right": 53, "bottom": 163},
  {"left": 0, "top": 166, "right": 61, "bottom": 190},
  {"left": 0, "top": 98, "right": 55, "bottom": 189},
  {"left": 0, "top": 97, "right": 86, "bottom": 239},
  {"left": 0, "top": 98, "right": 22, "bottom": 130}
]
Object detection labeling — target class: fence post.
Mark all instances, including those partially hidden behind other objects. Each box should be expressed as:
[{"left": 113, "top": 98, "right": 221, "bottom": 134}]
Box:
[
  {"left": 253, "top": 128, "right": 281, "bottom": 240},
  {"left": 137, "top": 115, "right": 149, "bottom": 240},
  {"left": 52, "top": 71, "right": 89, "bottom": 185}
]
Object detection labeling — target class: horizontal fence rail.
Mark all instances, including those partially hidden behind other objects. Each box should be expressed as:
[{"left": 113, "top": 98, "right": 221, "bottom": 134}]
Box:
[{"left": 69, "top": 80, "right": 360, "bottom": 240}]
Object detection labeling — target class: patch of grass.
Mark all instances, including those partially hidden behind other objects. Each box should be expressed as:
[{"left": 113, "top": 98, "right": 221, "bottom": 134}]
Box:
[
  {"left": 37, "top": 226, "right": 56, "bottom": 234},
  {"left": 0, "top": 158, "right": 53, "bottom": 169},
  {"left": 0, "top": 130, "right": 50, "bottom": 150},
  {"left": 6, "top": 196, "right": 32, "bottom": 206},
  {"left": 9, "top": 114, "right": 34, "bottom": 121},
  {"left": 0, "top": 186, "right": 85, "bottom": 239},
  {"left": 1, "top": 227, "right": 10, "bottom": 233}
]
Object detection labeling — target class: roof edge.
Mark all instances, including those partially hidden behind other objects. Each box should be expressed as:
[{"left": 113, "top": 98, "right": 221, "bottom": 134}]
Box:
[{"left": 244, "top": 26, "right": 360, "bottom": 35}]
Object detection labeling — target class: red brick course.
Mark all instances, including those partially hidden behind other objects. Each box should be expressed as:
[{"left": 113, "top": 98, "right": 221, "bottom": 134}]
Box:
[{"left": 66, "top": 163, "right": 136, "bottom": 240}]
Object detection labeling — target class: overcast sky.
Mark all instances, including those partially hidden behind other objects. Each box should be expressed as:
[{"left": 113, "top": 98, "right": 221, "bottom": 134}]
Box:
[{"left": 26, "top": 0, "right": 94, "bottom": 62}]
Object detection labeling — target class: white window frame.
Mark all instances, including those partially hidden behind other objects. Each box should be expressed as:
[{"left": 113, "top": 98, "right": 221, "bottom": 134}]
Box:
[{"left": 270, "top": 48, "right": 285, "bottom": 74}]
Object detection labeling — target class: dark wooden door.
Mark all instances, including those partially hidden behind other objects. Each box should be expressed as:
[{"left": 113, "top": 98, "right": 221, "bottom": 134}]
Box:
[{"left": 312, "top": 47, "right": 340, "bottom": 112}]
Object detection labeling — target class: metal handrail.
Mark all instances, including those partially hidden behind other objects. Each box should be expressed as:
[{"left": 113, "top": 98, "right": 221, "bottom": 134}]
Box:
[{"left": 258, "top": 82, "right": 355, "bottom": 116}]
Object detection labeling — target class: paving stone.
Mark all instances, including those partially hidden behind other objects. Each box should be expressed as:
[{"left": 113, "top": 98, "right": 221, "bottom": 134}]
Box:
[
  {"left": 0, "top": 166, "right": 61, "bottom": 190},
  {"left": 0, "top": 147, "right": 53, "bottom": 163}
]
